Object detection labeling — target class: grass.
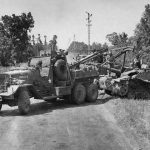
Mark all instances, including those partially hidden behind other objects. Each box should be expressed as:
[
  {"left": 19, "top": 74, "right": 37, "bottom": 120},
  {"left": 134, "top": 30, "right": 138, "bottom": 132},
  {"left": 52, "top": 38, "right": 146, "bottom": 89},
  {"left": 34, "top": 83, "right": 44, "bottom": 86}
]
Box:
[{"left": 108, "top": 98, "right": 150, "bottom": 150}]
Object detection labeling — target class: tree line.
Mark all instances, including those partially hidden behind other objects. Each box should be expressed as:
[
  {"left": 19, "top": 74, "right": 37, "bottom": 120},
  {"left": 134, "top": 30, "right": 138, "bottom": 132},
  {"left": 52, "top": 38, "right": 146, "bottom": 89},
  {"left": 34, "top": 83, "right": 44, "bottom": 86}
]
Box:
[
  {"left": 0, "top": 12, "right": 34, "bottom": 66},
  {"left": 0, "top": 4, "right": 150, "bottom": 66},
  {"left": 68, "top": 4, "right": 150, "bottom": 65},
  {"left": 67, "top": 41, "right": 108, "bottom": 54}
]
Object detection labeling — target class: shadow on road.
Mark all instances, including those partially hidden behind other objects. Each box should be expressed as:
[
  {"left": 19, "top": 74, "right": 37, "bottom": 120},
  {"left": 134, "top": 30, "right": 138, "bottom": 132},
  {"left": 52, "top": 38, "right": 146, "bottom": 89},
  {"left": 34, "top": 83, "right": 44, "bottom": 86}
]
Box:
[{"left": 0, "top": 96, "right": 113, "bottom": 117}]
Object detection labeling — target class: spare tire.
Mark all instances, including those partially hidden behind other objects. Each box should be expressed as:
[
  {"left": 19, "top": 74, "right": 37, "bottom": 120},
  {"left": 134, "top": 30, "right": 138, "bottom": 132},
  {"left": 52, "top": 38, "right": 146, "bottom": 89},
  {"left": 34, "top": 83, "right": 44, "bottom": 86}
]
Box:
[{"left": 54, "top": 59, "right": 67, "bottom": 81}]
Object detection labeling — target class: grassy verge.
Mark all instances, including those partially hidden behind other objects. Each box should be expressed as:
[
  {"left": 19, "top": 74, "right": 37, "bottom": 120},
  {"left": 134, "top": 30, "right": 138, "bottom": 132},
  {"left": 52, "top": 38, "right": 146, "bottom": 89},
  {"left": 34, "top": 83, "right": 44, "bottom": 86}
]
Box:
[{"left": 107, "top": 98, "right": 150, "bottom": 150}]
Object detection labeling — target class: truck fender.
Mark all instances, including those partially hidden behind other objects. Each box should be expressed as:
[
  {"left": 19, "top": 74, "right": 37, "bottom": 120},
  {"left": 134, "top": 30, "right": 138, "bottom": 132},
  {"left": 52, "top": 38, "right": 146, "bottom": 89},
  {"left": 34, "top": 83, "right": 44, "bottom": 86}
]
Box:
[{"left": 15, "top": 84, "right": 42, "bottom": 99}]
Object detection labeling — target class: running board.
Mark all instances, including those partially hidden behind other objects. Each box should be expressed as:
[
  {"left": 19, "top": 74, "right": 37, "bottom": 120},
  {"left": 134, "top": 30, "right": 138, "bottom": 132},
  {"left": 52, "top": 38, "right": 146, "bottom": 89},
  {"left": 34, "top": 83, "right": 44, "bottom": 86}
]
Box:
[{"left": 43, "top": 95, "right": 57, "bottom": 100}]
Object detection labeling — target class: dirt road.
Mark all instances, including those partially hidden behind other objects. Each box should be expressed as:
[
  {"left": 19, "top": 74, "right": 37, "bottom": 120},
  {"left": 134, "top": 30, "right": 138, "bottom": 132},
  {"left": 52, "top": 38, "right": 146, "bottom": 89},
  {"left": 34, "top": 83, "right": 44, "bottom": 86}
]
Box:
[{"left": 0, "top": 97, "right": 134, "bottom": 150}]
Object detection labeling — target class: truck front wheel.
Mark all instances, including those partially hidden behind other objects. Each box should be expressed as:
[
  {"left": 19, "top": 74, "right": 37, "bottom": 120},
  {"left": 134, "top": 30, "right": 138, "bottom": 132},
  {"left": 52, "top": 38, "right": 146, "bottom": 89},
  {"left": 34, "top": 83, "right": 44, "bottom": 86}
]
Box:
[
  {"left": 72, "top": 83, "right": 86, "bottom": 104},
  {"left": 18, "top": 90, "right": 30, "bottom": 115}
]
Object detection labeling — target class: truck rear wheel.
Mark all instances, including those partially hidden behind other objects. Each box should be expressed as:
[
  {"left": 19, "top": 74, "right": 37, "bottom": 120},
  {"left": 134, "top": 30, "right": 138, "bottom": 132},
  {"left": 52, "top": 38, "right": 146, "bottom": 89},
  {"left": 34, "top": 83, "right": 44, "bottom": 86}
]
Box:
[
  {"left": 72, "top": 83, "right": 86, "bottom": 104},
  {"left": 86, "top": 83, "right": 98, "bottom": 102},
  {"left": 54, "top": 59, "right": 67, "bottom": 81},
  {"left": 18, "top": 90, "right": 30, "bottom": 115},
  {"left": 118, "top": 83, "right": 128, "bottom": 97}
]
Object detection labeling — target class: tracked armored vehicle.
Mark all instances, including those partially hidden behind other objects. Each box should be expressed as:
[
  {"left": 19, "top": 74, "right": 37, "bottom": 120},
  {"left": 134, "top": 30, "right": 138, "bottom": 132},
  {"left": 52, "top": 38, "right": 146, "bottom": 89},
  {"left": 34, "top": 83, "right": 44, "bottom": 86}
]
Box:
[
  {"left": 99, "top": 69, "right": 150, "bottom": 99},
  {"left": 98, "top": 46, "right": 150, "bottom": 99}
]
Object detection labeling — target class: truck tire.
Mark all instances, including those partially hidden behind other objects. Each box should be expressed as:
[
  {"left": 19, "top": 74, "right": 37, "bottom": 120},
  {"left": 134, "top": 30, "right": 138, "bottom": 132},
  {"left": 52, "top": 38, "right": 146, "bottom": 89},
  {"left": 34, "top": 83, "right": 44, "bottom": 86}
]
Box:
[
  {"left": 54, "top": 59, "right": 67, "bottom": 81},
  {"left": 118, "top": 83, "right": 128, "bottom": 97},
  {"left": 18, "top": 90, "right": 30, "bottom": 115},
  {"left": 72, "top": 83, "right": 86, "bottom": 104},
  {"left": 86, "top": 83, "right": 98, "bottom": 102}
]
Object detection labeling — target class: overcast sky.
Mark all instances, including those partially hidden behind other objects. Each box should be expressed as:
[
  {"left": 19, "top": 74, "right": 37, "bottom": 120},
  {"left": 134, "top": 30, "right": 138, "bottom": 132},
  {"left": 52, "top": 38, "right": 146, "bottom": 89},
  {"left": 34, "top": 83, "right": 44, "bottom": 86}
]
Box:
[{"left": 0, "top": 0, "right": 149, "bottom": 49}]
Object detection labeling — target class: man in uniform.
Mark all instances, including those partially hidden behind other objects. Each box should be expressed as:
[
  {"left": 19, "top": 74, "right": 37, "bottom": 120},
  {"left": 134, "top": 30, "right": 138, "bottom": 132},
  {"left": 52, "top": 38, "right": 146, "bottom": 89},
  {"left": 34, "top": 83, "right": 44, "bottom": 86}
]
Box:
[
  {"left": 49, "top": 35, "right": 58, "bottom": 57},
  {"left": 133, "top": 54, "right": 142, "bottom": 69},
  {"left": 48, "top": 35, "right": 58, "bottom": 84},
  {"left": 106, "top": 51, "right": 115, "bottom": 76}
]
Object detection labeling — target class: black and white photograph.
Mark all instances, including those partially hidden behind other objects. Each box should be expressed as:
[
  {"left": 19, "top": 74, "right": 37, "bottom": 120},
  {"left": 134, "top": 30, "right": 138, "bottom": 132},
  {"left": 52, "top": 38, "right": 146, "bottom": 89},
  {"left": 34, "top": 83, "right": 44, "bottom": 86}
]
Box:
[{"left": 0, "top": 0, "right": 150, "bottom": 149}]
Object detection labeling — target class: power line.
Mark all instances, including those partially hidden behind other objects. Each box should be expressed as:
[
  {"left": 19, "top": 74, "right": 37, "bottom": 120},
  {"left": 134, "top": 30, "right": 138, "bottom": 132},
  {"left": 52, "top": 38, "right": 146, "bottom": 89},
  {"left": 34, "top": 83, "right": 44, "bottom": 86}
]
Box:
[{"left": 86, "top": 11, "right": 92, "bottom": 54}]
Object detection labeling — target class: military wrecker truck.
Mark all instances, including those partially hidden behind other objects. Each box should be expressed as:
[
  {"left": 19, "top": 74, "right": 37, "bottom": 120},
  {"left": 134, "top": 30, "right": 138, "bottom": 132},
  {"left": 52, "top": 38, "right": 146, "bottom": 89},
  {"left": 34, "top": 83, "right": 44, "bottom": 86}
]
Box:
[{"left": 0, "top": 50, "right": 102, "bottom": 115}]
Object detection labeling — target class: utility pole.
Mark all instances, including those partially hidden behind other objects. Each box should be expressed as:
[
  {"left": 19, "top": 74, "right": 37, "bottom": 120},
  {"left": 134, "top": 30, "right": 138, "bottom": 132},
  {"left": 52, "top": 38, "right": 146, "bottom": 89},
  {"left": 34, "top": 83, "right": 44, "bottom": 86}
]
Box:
[
  {"left": 86, "top": 11, "right": 92, "bottom": 54},
  {"left": 44, "top": 35, "right": 47, "bottom": 46}
]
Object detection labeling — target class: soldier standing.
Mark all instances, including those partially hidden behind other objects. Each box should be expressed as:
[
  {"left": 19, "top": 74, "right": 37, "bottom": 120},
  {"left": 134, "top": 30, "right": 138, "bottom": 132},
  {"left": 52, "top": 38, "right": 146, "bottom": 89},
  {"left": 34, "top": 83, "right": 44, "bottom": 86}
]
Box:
[
  {"left": 48, "top": 35, "right": 58, "bottom": 84},
  {"left": 133, "top": 54, "right": 142, "bottom": 69},
  {"left": 49, "top": 35, "right": 58, "bottom": 57},
  {"left": 106, "top": 51, "right": 115, "bottom": 76}
]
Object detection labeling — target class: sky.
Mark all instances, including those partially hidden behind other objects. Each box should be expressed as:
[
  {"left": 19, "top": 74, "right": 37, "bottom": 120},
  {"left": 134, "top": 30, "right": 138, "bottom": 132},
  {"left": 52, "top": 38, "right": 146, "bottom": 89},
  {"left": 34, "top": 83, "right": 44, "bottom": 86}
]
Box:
[{"left": 0, "top": 0, "right": 149, "bottom": 49}]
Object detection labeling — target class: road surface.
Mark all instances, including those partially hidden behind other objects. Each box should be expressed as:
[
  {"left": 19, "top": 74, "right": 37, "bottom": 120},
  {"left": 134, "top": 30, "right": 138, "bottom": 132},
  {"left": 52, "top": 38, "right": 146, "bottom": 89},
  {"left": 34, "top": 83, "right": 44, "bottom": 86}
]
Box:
[{"left": 0, "top": 97, "right": 134, "bottom": 150}]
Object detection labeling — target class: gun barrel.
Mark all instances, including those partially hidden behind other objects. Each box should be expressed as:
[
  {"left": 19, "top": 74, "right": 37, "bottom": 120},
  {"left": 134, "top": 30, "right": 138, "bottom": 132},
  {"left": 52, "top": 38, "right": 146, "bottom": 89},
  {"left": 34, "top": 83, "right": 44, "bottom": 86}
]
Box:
[{"left": 70, "top": 52, "right": 102, "bottom": 68}]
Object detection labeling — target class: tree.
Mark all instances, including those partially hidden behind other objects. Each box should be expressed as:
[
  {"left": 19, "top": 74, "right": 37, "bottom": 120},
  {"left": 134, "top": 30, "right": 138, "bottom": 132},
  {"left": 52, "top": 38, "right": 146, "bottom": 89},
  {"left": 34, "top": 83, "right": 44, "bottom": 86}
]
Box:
[
  {"left": 0, "top": 27, "right": 13, "bottom": 66},
  {"left": 0, "top": 12, "right": 34, "bottom": 65},
  {"left": 91, "top": 42, "right": 102, "bottom": 51},
  {"left": 134, "top": 4, "right": 150, "bottom": 51},
  {"left": 128, "top": 36, "right": 136, "bottom": 46},
  {"left": 106, "top": 32, "right": 128, "bottom": 47},
  {"left": 67, "top": 41, "right": 88, "bottom": 54},
  {"left": 102, "top": 42, "right": 109, "bottom": 50}
]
